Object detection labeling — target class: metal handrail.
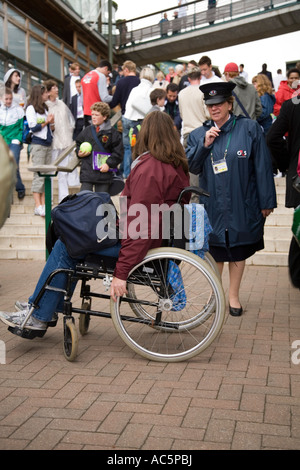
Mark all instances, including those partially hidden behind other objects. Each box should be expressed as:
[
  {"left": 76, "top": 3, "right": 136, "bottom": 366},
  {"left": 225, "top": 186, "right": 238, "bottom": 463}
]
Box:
[{"left": 114, "top": 0, "right": 297, "bottom": 48}]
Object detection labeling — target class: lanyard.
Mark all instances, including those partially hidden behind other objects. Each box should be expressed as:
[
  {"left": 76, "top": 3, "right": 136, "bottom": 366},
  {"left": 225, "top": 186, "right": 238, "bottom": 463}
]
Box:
[{"left": 210, "top": 119, "right": 236, "bottom": 163}]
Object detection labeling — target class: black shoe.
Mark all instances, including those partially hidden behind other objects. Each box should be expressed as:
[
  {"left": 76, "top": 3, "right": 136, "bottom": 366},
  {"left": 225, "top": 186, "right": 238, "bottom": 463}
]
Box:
[
  {"left": 229, "top": 305, "right": 243, "bottom": 316},
  {"left": 18, "top": 190, "right": 25, "bottom": 199}
]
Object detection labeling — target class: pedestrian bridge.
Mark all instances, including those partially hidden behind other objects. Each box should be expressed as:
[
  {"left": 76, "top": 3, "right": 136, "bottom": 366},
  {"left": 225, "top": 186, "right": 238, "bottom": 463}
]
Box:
[{"left": 115, "top": 0, "right": 300, "bottom": 65}]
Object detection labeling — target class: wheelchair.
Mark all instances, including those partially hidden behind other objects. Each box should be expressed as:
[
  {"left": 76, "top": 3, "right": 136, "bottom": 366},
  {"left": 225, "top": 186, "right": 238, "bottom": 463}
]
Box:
[{"left": 9, "top": 187, "right": 226, "bottom": 363}]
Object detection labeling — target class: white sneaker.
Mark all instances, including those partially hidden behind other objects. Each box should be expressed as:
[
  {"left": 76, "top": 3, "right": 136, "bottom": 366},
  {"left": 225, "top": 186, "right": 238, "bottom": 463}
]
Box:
[
  {"left": 15, "top": 301, "right": 58, "bottom": 325},
  {"left": 34, "top": 205, "right": 45, "bottom": 217},
  {"left": 15, "top": 300, "right": 29, "bottom": 311},
  {"left": 0, "top": 308, "right": 47, "bottom": 330}
]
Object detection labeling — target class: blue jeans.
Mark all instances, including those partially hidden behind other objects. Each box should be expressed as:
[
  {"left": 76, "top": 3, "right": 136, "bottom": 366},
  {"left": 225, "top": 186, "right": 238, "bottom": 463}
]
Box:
[
  {"left": 121, "top": 117, "right": 142, "bottom": 178},
  {"left": 29, "top": 239, "right": 121, "bottom": 322},
  {"left": 9, "top": 143, "right": 25, "bottom": 193}
]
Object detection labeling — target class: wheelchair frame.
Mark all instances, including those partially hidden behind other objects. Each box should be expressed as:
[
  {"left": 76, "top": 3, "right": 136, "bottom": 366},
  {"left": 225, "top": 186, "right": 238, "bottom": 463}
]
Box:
[{"left": 8, "top": 187, "right": 226, "bottom": 363}]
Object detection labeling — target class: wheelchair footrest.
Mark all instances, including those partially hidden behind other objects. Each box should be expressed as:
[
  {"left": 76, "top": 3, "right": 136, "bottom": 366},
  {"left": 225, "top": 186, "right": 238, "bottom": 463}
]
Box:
[{"left": 8, "top": 326, "right": 47, "bottom": 339}]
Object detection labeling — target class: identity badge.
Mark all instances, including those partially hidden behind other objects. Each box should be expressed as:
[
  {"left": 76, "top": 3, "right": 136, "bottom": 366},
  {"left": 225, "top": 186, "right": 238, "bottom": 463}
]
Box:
[{"left": 212, "top": 159, "right": 228, "bottom": 175}]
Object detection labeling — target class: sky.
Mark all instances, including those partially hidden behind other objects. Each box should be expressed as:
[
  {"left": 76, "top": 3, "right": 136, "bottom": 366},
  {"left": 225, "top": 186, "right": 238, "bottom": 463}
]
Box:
[{"left": 115, "top": 0, "right": 300, "bottom": 80}]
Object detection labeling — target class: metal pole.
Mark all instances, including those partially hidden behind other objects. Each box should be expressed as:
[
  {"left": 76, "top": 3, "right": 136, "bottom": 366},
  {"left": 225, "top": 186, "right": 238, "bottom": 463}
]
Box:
[{"left": 108, "top": 0, "right": 113, "bottom": 64}]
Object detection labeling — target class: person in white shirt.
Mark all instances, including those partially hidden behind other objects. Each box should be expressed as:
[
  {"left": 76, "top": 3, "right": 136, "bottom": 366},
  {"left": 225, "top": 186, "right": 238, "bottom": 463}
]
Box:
[
  {"left": 198, "top": 56, "right": 223, "bottom": 85},
  {"left": 63, "top": 62, "right": 81, "bottom": 108},
  {"left": 178, "top": 67, "right": 210, "bottom": 146},
  {"left": 178, "top": 0, "right": 188, "bottom": 29},
  {"left": 273, "top": 69, "right": 286, "bottom": 92},
  {"left": 178, "top": 67, "right": 210, "bottom": 201},
  {"left": 45, "top": 79, "right": 76, "bottom": 203},
  {"left": 239, "top": 64, "right": 249, "bottom": 82}
]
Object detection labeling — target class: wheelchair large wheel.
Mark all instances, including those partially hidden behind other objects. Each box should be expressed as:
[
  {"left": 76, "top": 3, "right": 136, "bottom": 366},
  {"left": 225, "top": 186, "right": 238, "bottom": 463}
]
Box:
[
  {"left": 204, "top": 252, "right": 220, "bottom": 278},
  {"left": 127, "top": 251, "right": 220, "bottom": 330},
  {"left": 111, "top": 247, "right": 225, "bottom": 362}
]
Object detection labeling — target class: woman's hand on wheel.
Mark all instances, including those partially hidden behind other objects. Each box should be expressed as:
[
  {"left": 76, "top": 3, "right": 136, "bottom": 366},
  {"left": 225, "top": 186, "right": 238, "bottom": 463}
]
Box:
[{"left": 110, "top": 277, "right": 127, "bottom": 302}]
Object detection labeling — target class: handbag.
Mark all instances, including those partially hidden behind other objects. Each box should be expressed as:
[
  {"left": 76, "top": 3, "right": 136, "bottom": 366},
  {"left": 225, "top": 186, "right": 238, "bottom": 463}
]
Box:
[
  {"left": 50, "top": 190, "right": 119, "bottom": 258},
  {"left": 91, "top": 126, "right": 125, "bottom": 196}
]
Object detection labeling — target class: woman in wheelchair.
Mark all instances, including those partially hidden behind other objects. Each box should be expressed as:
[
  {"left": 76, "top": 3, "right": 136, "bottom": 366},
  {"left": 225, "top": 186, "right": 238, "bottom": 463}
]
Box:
[{"left": 0, "top": 112, "right": 190, "bottom": 333}]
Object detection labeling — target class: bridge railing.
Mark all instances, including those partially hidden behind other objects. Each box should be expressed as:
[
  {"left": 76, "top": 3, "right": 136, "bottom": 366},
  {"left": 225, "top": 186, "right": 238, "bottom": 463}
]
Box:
[{"left": 114, "top": 0, "right": 296, "bottom": 48}]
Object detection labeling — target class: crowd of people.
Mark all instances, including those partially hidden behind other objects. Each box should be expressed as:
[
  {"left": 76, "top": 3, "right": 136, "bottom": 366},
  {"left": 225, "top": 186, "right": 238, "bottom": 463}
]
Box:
[{"left": 0, "top": 52, "right": 299, "bottom": 335}]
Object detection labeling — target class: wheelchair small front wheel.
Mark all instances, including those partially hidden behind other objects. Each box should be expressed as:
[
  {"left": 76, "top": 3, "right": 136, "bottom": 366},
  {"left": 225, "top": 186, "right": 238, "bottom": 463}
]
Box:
[
  {"left": 63, "top": 319, "right": 78, "bottom": 361},
  {"left": 79, "top": 300, "right": 91, "bottom": 336}
]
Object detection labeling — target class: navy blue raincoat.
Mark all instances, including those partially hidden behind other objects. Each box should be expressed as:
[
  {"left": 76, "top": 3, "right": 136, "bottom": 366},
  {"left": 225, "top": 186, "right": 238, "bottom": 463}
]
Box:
[{"left": 186, "top": 114, "right": 277, "bottom": 249}]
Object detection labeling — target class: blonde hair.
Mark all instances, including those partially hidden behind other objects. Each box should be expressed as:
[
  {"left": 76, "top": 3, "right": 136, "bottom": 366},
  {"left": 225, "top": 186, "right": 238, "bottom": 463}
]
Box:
[
  {"left": 90, "top": 101, "right": 110, "bottom": 119},
  {"left": 70, "top": 62, "right": 80, "bottom": 71},
  {"left": 252, "top": 74, "right": 273, "bottom": 96},
  {"left": 156, "top": 71, "right": 165, "bottom": 81},
  {"left": 140, "top": 67, "right": 155, "bottom": 83},
  {"left": 122, "top": 60, "right": 136, "bottom": 73}
]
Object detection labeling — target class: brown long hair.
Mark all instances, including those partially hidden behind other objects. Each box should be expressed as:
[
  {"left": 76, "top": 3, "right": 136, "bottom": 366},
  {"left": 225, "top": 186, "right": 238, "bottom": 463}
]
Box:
[
  {"left": 26, "top": 85, "right": 48, "bottom": 114},
  {"left": 132, "top": 111, "right": 189, "bottom": 175}
]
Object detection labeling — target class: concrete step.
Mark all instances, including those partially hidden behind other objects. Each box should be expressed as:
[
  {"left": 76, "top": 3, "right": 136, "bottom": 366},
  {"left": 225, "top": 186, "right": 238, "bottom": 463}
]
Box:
[
  {"left": 0, "top": 248, "right": 45, "bottom": 260},
  {"left": 247, "top": 251, "right": 288, "bottom": 267},
  {"left": 0, "top": 235, "right": 45, "bottom": 250},
  {"left": 0, "top": 150, "right": 294, "bottom": 264},
  {"left": 0, "top": 224, "right": 45, "bottom": 236}
]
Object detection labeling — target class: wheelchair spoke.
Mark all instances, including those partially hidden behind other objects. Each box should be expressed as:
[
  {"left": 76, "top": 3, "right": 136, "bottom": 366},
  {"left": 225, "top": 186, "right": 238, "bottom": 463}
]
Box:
[{"left": 111, "top": 247, "right": 225, "bottom": 362}]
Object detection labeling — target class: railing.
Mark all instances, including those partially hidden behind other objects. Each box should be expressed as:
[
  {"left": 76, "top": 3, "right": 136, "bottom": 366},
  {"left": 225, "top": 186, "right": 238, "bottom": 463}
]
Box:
[{"left": 114, "top": 0, "right": 297, "bottom": 48}]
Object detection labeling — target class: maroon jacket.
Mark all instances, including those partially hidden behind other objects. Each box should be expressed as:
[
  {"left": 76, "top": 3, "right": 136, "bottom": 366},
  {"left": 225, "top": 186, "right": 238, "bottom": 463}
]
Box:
[{"left": 114, "top": 152, "right": 190, "bottom": 280}]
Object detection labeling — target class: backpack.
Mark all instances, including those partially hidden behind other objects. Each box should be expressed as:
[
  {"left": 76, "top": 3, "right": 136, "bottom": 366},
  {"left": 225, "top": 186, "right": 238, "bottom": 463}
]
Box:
[{"left": 48, "top": 191, "right": 119, "bottom": 258}]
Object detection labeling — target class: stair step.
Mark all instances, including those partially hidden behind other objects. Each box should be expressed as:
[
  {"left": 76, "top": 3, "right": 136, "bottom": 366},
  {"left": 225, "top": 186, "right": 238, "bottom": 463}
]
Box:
[
  {"left": 5, "top": 214, "right": 45, "bottom": 225},
  {"left": 0, "top": 248, "right": 45, "bottom": 260},
  {"left": 264, "top": 237, "right": 291, "bottom": 253},
  {"left": 247, "top": 251, "right": 288, "bottom": 267},
  {"left": 264, "top": 226, "right": 293, "bottom": 238},
  {"left": 1, "top": 224, "right": 45, "bottom": 236},
  {"left": 0, "top": 150, "right": 293, "bottom": 264},
  {"left": 0, "top": 235, "right": 45, "bottom": 249}
]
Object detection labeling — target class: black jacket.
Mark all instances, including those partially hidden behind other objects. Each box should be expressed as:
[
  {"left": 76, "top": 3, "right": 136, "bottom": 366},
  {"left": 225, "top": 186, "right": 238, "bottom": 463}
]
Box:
[
  {"left": 76, "top": 122, "right": 123, "bottom": 184},
  {"left": 267, "top": 95, "right": 300, "bottom": 208}
]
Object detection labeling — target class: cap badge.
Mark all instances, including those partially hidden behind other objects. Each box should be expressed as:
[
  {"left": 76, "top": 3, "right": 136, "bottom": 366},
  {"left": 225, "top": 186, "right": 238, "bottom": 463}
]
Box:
[{"left": 209, "top": 90, "right": 217, "bottom": 96}]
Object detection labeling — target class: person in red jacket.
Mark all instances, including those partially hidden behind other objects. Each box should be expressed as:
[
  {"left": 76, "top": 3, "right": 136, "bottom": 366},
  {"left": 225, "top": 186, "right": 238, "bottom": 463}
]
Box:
[
  {"left": 274, "top": 68, "right": 300, "bottom": 116},
  {"left": 0, "top": 112, "right": 190, "bottom": 332},
  {"left": 81, "top": 60, "right": 113, "bottom": 127}
]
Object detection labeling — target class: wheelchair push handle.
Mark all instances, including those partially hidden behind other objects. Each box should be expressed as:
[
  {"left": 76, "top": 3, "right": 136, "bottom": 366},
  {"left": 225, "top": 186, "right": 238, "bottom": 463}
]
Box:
[{"left": 176, "top": 186, "right": 210, "bottom": 204}]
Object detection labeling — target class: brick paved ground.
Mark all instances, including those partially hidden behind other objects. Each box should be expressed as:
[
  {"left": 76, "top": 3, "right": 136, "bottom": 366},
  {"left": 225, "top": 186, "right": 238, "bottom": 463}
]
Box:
[{"left": 0, "top": 259, "right": 299, "bottom": 450}]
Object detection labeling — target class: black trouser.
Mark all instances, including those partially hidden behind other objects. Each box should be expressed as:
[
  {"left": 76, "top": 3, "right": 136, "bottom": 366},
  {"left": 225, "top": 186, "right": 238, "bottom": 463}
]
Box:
[
  {"left": 73, "top": 118, "right": 84, "bottom": 140},
  {"left": 80, "top": 182, "right": 111, "bottom": 194}
]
